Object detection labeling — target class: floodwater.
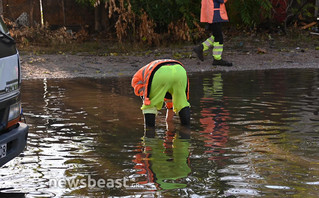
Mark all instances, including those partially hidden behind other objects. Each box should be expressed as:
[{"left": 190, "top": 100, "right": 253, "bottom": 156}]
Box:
[{"left": 1, "top": 69, "right": 319, "bottom": 197}]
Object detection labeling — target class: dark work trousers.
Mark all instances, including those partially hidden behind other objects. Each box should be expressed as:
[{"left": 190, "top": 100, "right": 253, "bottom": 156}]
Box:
[{"left": 205, "top": 23, "right": 223, "bottom": 44}]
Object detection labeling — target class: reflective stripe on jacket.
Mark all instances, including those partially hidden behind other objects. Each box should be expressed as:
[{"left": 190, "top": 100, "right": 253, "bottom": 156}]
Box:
[
  {"left": 200, "top": 0, "right": 229, "bottom": 23},
  {"left": 131, "top": 59, "right": 189, "bottom": 106}
]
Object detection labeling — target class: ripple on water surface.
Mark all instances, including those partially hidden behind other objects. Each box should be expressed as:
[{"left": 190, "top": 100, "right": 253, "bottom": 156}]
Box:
[{"left": 1, "top": 70, "right": 319, "bottom": 197}]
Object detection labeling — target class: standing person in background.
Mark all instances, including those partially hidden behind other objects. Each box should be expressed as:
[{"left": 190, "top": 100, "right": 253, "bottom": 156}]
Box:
[{"left": 193, "top": 0, "right": 233, "bottom": 66}]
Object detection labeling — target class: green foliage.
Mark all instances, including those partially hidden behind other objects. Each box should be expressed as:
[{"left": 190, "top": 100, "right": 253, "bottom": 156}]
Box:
[
  {"left": 75, "top": 0, "right": 96, "bottom": 6},
  {"left": 228, "top": 0, "right": 273, "bottom": 27},
  {"left": 291, "top": 0, "right": 315, "bottom": 19},
  {"left": 74, "top": 0, "right": 275, "bottom": 35},
  {"left": 75, "top": 0, "right": 106, "bottom": 6},
  {"left": 130, "top": 0, "right": 201, "bottom": 32}
]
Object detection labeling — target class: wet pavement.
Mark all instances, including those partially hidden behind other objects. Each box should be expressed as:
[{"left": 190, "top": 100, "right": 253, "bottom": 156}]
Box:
[{"left": 1, "top": 69, "right": 319, "bottom": 197}]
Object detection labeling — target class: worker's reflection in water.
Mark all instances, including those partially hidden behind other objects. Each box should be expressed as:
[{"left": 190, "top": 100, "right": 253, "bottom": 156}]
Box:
[
  {"left": 199, "top": 73, "right": 230, "bottom": 161},
  {"left": 133, "top": 111, "right": 191, "bottom": 190}
]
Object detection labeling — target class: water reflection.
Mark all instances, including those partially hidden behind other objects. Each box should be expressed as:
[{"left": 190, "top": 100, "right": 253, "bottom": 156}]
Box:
[
  {"left": 199, "top": 73, "right": 230, "bottom": 161},
  {"left": 1, "top": 69, "right": 319, "bottom": 197},
  {"left": 133, "top": 123, "right": 191, "bottom": 191}
]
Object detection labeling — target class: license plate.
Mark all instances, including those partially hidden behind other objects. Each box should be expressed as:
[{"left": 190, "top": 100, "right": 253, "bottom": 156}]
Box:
[{"left": 0, "top": 144, "right": 7, "bottom": 159}]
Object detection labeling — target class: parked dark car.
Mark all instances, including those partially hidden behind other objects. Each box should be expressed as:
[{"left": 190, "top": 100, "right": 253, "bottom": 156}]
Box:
[{"left": 0, "top": 17, "right": 28, "bottom": 167}]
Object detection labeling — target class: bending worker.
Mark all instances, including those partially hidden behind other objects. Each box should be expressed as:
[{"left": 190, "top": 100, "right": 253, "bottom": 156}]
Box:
[
  {"left": 193, "top": 0, "right": 232, "bottom": 66},
  {"left": 131, "top": 59, "right": 191, "bottom": 128}
]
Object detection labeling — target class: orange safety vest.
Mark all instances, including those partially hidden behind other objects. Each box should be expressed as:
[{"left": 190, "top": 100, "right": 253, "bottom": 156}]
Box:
[
  {"left": 200, "top": 0, "right": 229, "bottom": 23},
  {"left": 131, "top": 59, "right": 190, "bottom": 107}
]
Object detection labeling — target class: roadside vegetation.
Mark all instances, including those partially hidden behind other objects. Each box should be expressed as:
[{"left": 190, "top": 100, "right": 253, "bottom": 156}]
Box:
[{"left": 4, "top": 0, "right": 319, "bottom": 55}]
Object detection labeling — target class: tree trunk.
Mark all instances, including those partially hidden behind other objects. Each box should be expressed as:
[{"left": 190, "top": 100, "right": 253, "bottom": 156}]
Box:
[
  {"left": 29, "top": 0, "right": 34, "bottom": 27},
  {"left": 94, "top": 5, "right": 101, "bottom": 31},
  {"left": 62, "top": 0, "right": 65, "bottom": 26},
  {"left": 315, "top": 0, "right": 319, "bottom": 17},
  {"left": 0, "top": 0, "right": 3, "bottom": 16},
  {"left": 101, "top": 2, "right": 107, "bottom": 31}
]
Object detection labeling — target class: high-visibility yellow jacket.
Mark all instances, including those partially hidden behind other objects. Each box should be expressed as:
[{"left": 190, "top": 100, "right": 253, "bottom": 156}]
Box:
[
  {"left": 131, "top": 59, "right": 189, "bottom": 108},
  {"left": 200, "top": 0, "right": 229, "bottom": 23}
]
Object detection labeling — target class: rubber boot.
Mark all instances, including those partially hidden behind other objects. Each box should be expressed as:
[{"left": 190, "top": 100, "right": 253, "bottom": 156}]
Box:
[
  {"left": 212, "top": 59, "right": 233, "bottom": 66},
  {"left": 144, "top": 113, "right": 155, "bottom": 128},
  {"left": 179, "top": 107, "right": 190, "bottom": 127},
  {"left": 144, "top": 127, "right": 155, "bottom": 138},
  {"left": 179, "top": 127, "right": 191, "bottom": 139},
  {"left": 193, "top": 44, "right": 204, "bottom": 61}
]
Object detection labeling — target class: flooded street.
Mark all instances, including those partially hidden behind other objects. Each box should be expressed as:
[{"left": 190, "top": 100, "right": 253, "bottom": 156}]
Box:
[{"left": 1, "top": 69, "right": 319, "bottom": 197}]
